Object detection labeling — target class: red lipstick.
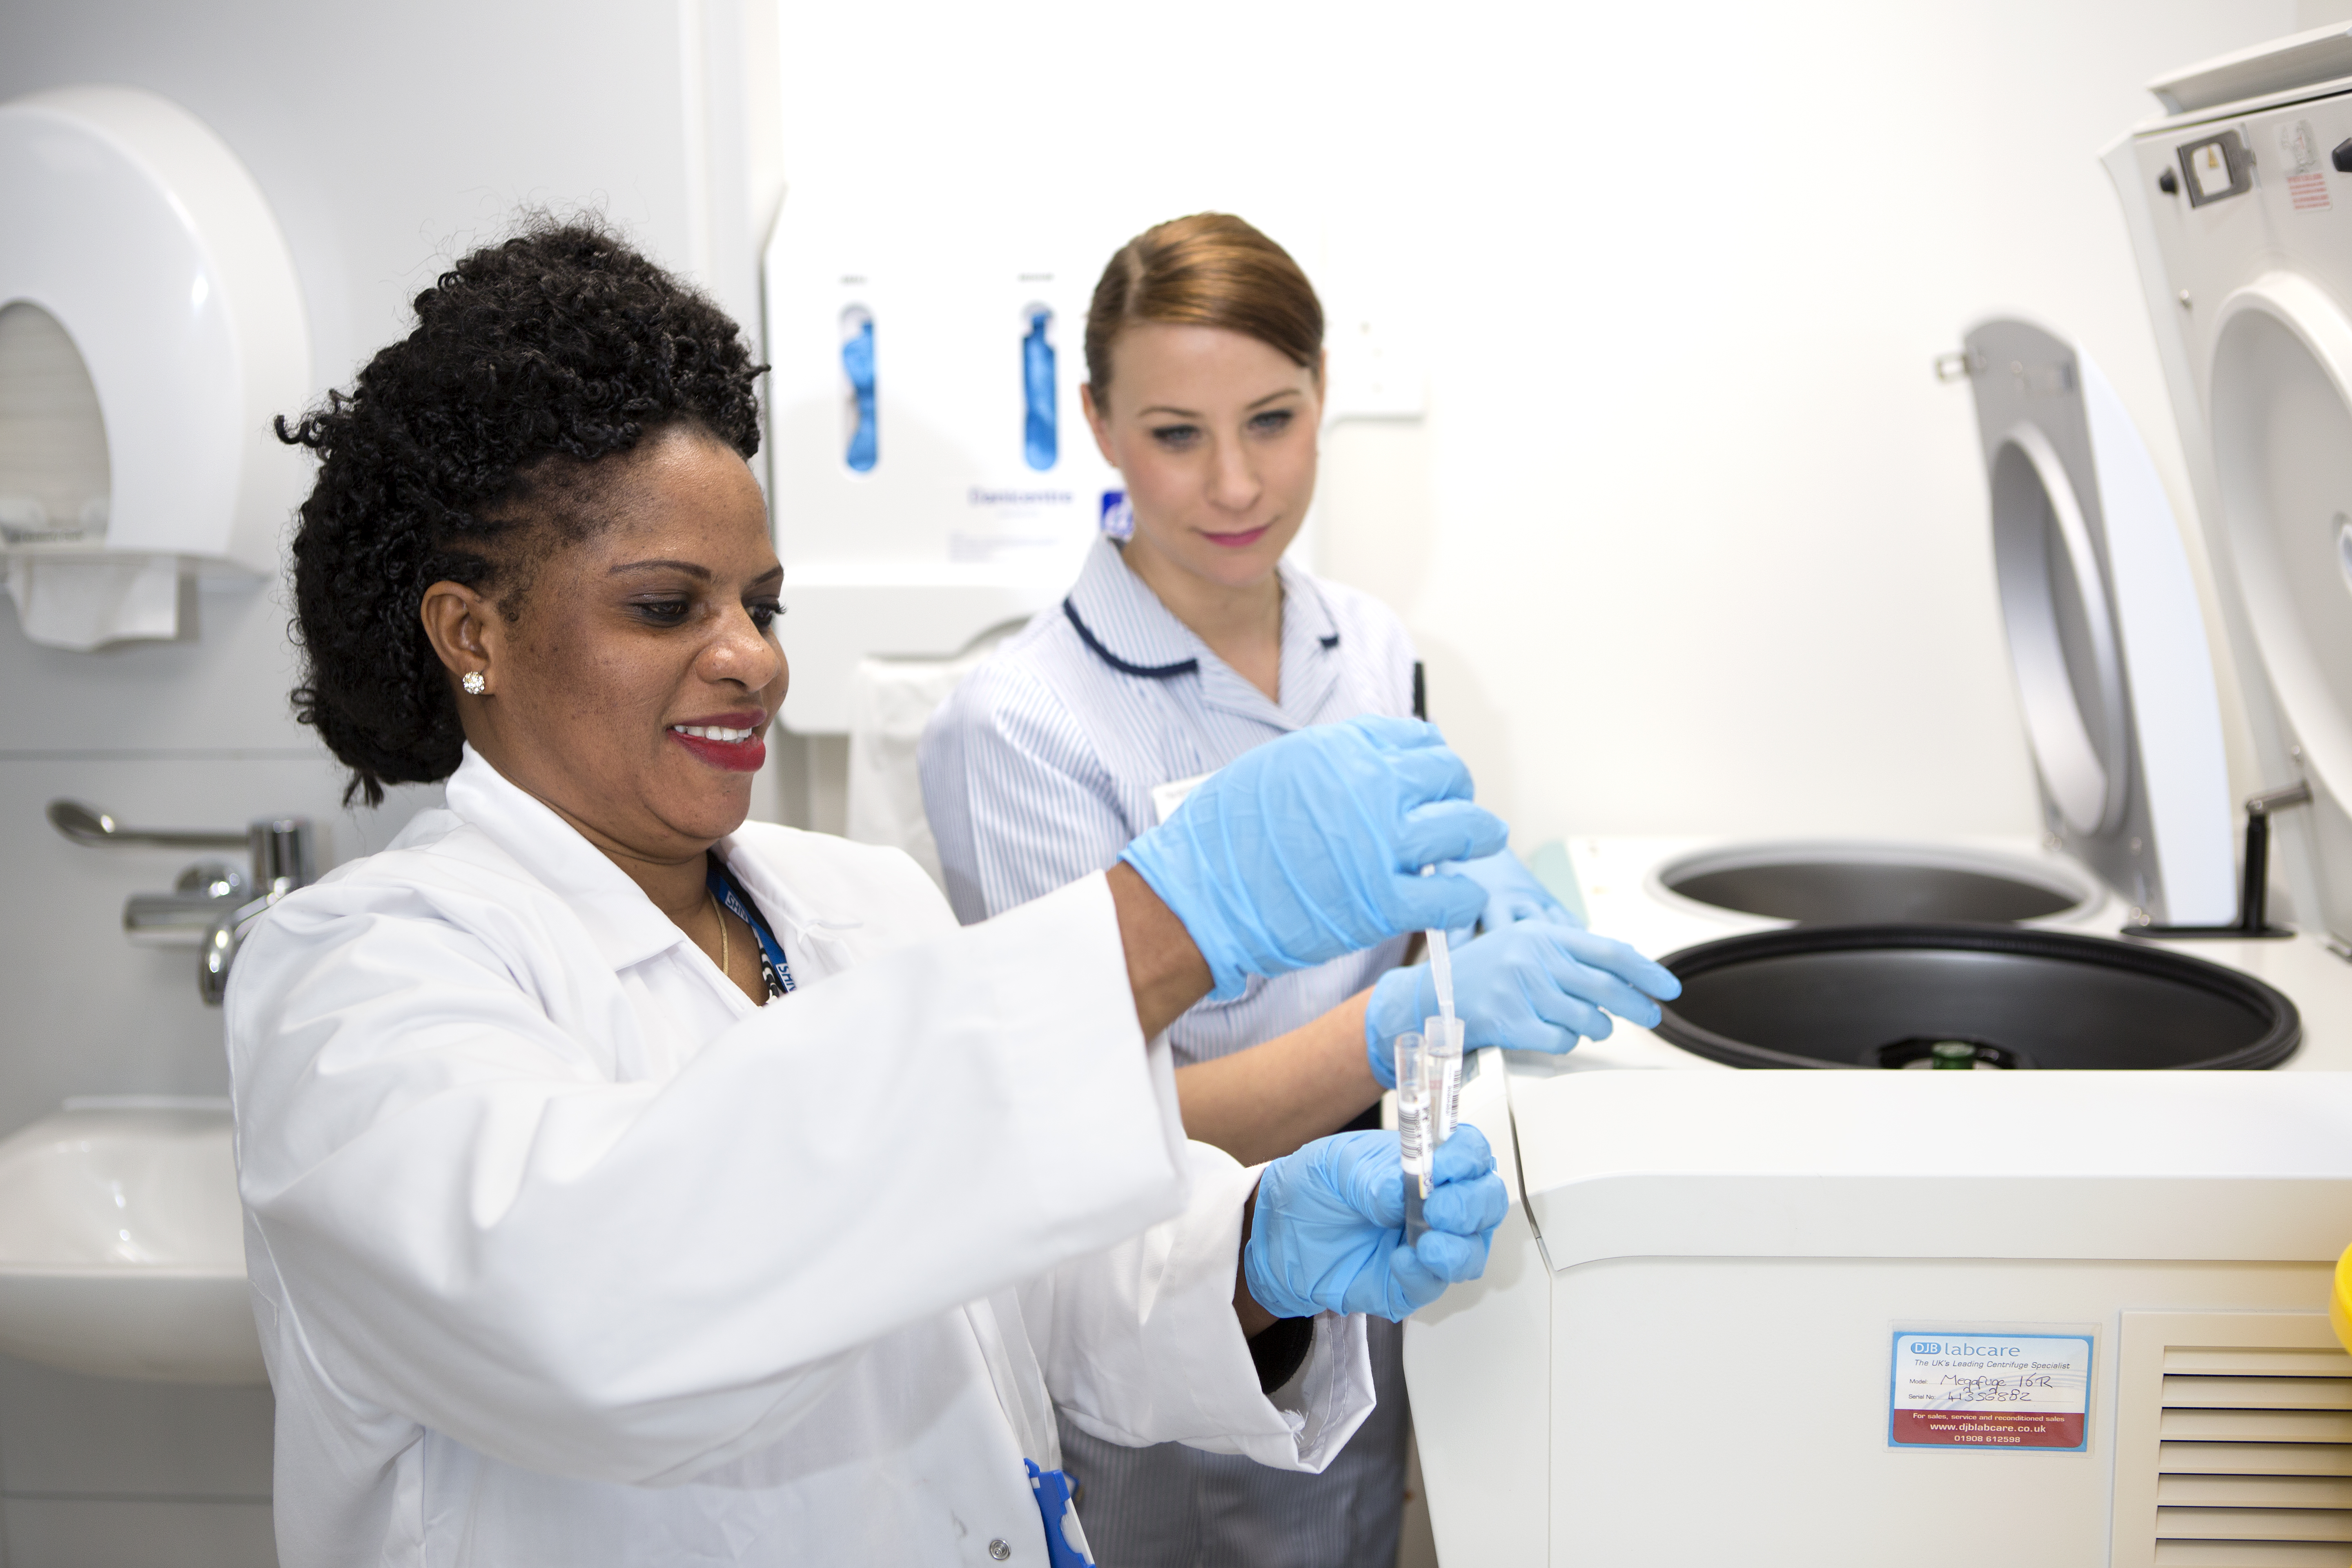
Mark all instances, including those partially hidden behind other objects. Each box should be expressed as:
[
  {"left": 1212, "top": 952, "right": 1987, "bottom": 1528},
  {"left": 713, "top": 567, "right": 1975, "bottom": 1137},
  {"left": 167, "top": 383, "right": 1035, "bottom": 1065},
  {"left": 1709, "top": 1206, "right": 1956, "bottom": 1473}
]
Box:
[{"left": 667, "top": 710, "right": 768, "bottom": 773}]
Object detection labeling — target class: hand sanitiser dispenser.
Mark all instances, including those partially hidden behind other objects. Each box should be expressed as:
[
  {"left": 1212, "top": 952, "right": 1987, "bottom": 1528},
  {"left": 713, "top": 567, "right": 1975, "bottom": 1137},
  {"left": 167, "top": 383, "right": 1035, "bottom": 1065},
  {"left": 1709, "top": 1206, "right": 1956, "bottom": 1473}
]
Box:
[{"left": 0, "top": 86, "right": 310, "bottom": 649}]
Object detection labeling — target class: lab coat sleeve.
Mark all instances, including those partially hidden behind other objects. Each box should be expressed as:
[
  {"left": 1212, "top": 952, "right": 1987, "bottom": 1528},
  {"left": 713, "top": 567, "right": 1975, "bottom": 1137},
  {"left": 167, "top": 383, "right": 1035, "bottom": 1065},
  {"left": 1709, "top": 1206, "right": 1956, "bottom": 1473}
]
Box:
[
  {"left": 229, "top": 866, "right": 1189, "bottom": 1486},
  {"left": 918, "top": 659, "right": 1137, "bottom": 925},
  {"left": 1018, "top": 1142, "right": 1375, "bottom": 1473}
]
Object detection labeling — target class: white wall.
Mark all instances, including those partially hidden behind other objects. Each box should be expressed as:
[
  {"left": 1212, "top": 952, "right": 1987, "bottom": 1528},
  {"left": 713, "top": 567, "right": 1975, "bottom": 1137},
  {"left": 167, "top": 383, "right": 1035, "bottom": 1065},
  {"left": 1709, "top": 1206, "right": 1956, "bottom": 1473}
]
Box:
[
  {"left": 1384, "top": 0, "right": 2301, "bottom": 844},
  {"left": 770, "top": 0, "right": 2299, "bottom": 847}
]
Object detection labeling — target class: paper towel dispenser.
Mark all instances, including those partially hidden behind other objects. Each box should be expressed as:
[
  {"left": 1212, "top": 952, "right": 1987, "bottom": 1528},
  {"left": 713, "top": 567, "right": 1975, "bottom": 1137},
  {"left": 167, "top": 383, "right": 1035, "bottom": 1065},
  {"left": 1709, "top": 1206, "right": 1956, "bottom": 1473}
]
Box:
[
  {"left": 0, "top": 85, "right": 311, "bottom": 648},
  {"left": 0, "top": 301, "right": 110, "bottom": 545}
]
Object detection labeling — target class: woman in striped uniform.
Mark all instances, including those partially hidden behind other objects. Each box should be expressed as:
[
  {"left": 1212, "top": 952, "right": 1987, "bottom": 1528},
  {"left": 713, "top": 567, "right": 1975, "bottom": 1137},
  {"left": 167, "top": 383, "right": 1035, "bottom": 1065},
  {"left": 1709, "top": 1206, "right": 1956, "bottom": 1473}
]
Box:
[{"left": 919, "top": 213, "right": 1675, "bottom": 1566}]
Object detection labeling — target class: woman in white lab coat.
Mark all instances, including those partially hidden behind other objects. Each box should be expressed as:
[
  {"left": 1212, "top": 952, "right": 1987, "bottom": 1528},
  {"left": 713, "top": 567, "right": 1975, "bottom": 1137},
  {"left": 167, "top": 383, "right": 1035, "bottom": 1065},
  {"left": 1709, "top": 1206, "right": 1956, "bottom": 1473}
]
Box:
[
  {"left": 920, "top": 213, "right": 1682, "bottom": 1564},
  {"left": 229, "top": 222, "right": 1512, "bottom": 1568}
]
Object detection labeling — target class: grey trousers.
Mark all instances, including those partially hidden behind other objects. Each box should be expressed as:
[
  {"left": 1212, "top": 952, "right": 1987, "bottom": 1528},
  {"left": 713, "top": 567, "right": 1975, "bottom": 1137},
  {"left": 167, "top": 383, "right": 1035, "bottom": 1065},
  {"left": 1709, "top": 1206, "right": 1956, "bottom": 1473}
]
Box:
[{"left": 1060, "top": 1316, "right": 1408, "bottom": 1568}]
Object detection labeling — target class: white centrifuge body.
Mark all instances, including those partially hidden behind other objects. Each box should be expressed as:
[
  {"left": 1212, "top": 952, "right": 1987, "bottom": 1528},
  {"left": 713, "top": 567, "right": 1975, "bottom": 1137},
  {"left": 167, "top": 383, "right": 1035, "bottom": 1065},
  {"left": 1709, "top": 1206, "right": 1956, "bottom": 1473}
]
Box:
[{"left": 1409, "top": 1055, "right": 2352, "bottom": 1566}]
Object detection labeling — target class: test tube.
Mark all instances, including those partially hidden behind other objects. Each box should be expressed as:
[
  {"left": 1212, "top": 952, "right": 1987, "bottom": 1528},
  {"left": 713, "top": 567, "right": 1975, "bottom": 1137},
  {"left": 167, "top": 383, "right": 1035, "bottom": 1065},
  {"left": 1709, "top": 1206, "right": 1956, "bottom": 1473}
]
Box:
[
  {"left": 1424, "top": 1013, "right": 1465, "bottom": 1145},
  {"left": 1394, "top": 1030, "right": 1430, "bottom": 1247}
]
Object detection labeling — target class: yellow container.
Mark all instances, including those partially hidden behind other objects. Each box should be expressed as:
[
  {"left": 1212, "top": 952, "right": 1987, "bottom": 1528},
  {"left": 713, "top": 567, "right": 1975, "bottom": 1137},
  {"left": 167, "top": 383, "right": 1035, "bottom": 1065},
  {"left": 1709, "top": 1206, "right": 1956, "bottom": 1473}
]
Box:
[{"left": 2334, "top": 1245, "right": 2352, "bottom": 1355}]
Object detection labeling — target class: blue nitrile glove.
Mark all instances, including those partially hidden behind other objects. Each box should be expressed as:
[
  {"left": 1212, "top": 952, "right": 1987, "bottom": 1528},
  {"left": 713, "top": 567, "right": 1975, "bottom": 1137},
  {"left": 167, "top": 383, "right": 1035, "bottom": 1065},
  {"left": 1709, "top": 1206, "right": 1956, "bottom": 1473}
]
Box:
[
  {"left": 1243, "top": 1126, "right": 1508, "bottom": 1322},
  {"left": 1121, "top": 717, "right": 1508, "bottom": 1000},
  {"left": 1453, "top": 848, "right": 1584, "bottom": 937},
  {"left": 1363, "top": 924, "right": 1684, "bottom": 1087}
]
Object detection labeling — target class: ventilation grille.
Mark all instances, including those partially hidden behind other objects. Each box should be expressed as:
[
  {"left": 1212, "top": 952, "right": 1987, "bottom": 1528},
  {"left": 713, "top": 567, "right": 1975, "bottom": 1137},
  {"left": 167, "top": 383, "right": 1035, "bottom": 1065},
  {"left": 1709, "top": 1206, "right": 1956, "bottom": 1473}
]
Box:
[{"left": 2115, "top": 1313, "right": 2352, "bottom": 1568}]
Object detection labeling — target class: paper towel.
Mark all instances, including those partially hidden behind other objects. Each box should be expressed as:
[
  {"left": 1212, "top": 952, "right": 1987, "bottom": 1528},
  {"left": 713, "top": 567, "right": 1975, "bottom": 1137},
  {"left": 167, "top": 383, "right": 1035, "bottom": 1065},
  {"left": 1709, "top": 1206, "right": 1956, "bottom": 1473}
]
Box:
[
  {"left": 4, "top": 553, "right": 180, "bottom": 650},
  {"left": 846, "top": 628, "right": 1016, "bottom": 889}
]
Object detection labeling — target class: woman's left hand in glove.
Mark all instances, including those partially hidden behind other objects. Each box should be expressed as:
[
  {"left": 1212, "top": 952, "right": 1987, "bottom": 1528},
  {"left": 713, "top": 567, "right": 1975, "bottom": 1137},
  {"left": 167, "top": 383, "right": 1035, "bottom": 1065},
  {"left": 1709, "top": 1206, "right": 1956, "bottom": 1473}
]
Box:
[{"left": 1363, "top": 922, "right": 1682, "bottom": 1088}]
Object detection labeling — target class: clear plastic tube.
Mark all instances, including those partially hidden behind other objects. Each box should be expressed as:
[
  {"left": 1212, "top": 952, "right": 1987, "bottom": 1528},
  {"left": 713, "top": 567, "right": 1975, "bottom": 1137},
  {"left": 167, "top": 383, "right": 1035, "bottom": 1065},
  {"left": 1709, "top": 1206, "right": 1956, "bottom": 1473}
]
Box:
[
  {"left": 1419, "top": 866, "right": 1457, "bottom": 1056},
  {"left": 1424, "top": 1013, "right": 1465, "bottom": 1146},
  {"left": 1394, "top": 1030, "right": 1430, "bottom": 1247},
  {"left": 1426, "top": 924, "right": 1455, "bottom": 1022}
]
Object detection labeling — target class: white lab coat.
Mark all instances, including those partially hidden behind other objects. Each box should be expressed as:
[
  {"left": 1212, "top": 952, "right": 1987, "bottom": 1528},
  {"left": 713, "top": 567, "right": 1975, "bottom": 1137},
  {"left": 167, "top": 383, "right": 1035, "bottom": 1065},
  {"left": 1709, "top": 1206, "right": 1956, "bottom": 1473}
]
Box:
[{"left": 226, "top": 748, "right": 1372, "bottom": 1567}]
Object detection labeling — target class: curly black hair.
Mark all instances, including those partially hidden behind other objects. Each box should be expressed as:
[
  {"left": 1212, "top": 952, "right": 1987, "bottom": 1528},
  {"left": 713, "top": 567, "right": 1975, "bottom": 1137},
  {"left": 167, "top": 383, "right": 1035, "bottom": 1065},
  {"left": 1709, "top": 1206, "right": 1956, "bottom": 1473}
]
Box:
[{"left": 276, "top": 219, "right": 765, "bottom": 806}]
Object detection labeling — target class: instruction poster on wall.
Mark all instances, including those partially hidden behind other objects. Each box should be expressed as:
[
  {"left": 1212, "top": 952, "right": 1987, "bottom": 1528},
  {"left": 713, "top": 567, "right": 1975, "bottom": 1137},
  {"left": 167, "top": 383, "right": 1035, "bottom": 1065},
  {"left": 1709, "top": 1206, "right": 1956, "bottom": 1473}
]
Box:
[{"left": 1888, "top": 1332, "right": 2092, "bottom": 1451}]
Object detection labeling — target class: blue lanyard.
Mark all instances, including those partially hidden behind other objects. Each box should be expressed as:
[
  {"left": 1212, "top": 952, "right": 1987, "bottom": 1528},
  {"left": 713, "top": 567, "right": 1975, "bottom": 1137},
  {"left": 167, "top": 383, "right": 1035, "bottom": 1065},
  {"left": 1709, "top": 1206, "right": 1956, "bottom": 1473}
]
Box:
[{"left": 704, "top": 858, "right": 795, "bottom": 998}]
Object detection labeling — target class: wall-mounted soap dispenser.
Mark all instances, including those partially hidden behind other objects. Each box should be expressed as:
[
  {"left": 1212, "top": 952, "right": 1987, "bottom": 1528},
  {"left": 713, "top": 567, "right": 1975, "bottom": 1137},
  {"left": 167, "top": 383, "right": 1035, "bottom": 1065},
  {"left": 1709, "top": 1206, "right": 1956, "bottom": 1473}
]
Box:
[
  {"left": 0, "top": 86, "right": 311, "bottom": 650},
  {"left": 840, "top": 303, "right": 877, "bottom": 474},
  {"left": 1020, "top": 303, "right": 1056, "bottom": 472}
]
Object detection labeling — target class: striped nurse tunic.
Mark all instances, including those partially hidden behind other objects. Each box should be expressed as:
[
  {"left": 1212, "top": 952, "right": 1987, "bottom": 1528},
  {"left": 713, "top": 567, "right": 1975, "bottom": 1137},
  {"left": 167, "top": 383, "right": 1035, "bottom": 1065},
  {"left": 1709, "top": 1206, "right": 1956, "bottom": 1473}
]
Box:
[{"left": 918, "top": 534, "right": 1418, "bottom": 1568}]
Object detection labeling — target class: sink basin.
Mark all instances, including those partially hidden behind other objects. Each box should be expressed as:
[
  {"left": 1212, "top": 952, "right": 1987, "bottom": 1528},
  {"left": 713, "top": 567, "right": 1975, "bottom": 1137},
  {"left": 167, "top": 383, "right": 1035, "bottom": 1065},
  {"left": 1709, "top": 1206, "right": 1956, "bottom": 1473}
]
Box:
[{"left": 0, "top": 1101, "right": 264, "bottom": 1383}]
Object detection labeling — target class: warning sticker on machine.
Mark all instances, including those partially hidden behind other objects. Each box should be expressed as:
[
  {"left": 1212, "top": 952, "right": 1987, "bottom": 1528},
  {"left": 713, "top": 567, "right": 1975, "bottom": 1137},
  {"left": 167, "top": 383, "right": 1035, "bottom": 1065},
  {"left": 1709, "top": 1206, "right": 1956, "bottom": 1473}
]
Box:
[{"left": 1888, "top": 1333, "right": 2091, "bottom": 1451}]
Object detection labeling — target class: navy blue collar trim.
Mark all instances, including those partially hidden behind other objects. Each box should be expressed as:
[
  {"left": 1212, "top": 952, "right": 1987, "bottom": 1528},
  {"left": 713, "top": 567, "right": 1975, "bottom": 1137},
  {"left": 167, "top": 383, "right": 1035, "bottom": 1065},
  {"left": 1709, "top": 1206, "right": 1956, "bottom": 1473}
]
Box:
[{"left": 1062, "top": 598, "right": 1199, "bottom": 680}]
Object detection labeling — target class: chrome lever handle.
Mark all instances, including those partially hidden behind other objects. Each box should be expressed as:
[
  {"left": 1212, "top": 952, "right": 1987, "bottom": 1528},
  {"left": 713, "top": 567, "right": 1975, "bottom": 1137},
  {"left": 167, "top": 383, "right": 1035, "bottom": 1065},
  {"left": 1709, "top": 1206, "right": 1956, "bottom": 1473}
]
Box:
[
  {"left": 52, "top": 800, "right": 314, "bottom": 891},
  {"left": 53, "top": 799, "right": 318, "bottom": 1004},
  {"left": 47, "top": 800, "right": 247, "bottom": 851}
]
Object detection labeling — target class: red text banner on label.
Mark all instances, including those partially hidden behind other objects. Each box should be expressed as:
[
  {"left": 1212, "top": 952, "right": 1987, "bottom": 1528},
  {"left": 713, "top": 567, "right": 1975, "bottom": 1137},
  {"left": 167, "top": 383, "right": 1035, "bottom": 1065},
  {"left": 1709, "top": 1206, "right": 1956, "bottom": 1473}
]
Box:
[{"left": 1889, "top": 1410, "right": 2086, "bottom": 1449}]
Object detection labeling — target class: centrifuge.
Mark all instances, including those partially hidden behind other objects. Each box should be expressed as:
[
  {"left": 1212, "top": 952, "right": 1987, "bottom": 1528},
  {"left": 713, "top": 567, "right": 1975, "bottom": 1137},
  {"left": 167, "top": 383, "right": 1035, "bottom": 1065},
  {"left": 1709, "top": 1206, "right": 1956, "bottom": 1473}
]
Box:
[{"left": 1407, "top": 26, "right": 2352, "bottom": 1568}]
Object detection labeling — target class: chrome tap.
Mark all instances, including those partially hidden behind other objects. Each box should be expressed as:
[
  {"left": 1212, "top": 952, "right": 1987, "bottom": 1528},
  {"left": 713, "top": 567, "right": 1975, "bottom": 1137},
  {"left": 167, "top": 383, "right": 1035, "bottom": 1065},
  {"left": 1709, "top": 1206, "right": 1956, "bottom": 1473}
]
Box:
[{"left": 49, "top": 801, "right": 318, "bottom": 1004}]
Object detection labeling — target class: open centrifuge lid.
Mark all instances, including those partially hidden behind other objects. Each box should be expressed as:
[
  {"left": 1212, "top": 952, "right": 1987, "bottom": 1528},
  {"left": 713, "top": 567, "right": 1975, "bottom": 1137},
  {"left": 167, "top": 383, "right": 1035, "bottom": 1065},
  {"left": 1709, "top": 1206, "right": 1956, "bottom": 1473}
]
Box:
[
  {"left": 2206, "top": 277, "right": 2352, "bottom": 829},
  {"left": 2149, "top": 22, "right": 2352, "bottom": 116},
  {"left": 1962, "top": 320, "right": 2237, "bottom": 925}
]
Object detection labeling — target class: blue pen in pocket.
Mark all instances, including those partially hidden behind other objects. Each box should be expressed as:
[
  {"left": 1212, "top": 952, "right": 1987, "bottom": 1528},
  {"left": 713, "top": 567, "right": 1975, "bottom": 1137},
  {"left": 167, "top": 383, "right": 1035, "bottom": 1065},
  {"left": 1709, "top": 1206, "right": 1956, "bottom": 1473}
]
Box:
[{"left": 1025, "top": 1459, "right": 1096, "bottom": 1567}]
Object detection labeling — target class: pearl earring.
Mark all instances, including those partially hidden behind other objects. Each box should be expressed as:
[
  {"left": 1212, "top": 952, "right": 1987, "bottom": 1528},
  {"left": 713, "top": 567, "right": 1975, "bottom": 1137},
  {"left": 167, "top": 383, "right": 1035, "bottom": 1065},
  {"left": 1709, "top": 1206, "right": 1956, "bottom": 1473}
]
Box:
[{"left": 462, "top": 671, "right": 487, "bottom": 696}]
